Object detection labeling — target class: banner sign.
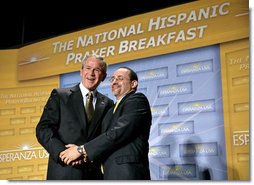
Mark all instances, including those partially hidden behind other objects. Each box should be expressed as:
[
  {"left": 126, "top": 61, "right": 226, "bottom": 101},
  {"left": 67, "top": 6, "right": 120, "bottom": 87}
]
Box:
[{"left": 17, "top": 0, "right": 248, "bottom": 80}]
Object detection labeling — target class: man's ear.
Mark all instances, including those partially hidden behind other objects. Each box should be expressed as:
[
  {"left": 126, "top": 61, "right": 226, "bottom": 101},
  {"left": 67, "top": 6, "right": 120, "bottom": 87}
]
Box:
[
  {"left": 101, "top": 73, "right": 107, "bottom": 82},
  {"left": 131, "top": 80, "right": 138, "bottom": 89}
]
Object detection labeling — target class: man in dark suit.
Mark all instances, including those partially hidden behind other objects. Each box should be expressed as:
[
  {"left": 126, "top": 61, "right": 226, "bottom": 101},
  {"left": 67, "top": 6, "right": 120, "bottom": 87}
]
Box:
[
  {"left": 36, "top": 55, "right": 114, "bottom": 180},
  {"left": 60, "top": 67, "right": 152, "bottom": 180}
]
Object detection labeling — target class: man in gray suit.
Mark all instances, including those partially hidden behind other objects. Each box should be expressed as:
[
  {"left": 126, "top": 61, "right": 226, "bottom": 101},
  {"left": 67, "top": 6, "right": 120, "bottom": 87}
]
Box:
[
  {"left": 60, "top": 67, "right": 152, "bottom": 180},
  {"left": 36, "top": 55, "right": 114, "bottom": 180}
]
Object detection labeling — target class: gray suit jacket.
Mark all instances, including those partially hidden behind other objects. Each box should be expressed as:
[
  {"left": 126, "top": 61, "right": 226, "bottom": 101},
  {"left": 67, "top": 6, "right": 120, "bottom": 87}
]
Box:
[{"left": 36, "top": 84, "right": 114, "bottom": 180}]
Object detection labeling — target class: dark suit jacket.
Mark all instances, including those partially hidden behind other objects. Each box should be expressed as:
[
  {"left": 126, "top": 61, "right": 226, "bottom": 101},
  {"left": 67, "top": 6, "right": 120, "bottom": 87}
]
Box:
[
  {"left": 84, "top": 92, "right": 152, "bottom": 180},
  {"left": 36, "top": 84, "right": 114, "bottom": 180}
]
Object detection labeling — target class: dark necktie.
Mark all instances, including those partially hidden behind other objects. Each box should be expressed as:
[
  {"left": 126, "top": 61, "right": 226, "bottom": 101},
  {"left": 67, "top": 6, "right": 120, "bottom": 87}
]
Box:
[{"left": 86, "top": 91, "right": 94, "bottom": 123}]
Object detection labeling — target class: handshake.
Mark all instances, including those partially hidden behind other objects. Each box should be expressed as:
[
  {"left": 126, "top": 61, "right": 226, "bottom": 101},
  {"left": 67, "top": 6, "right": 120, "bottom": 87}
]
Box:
[{"left": 59, "top": 144, "right": 88, "bottom": 166}]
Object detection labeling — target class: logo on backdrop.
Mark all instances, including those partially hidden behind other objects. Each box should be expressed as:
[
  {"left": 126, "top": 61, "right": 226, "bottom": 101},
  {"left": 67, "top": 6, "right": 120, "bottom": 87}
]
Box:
[
  {"left": 137, "top": 67, "right": 168, "bottom": 82},
  {"left": 149, "top": 146, "right": 170, "bottom": 158},
  {"left": 151, "top": 105, "right": 169, "bottom": 117},
  {"left": 179, "top": 142, "right": 218, "bottom": 157},
  {"left": 233, "top": 130, "right": 249, "bottom": 146},
  {"left": 177, "top": 60, "right": 213, "bottom": 76},
  {"left": 158, "top": 82, "right": 192, "bottom": 97},
  {"left": 178, "top": 99, "right": 215, "bottom": 115},
  {"left": 159, "top": 164, "right": 197, "bottom": 178},
  {"left": 0, "top": 143, "right": 48, "bottom": 163},
  {"left": 158, "top": 121, "right": 194, "bottom": 135}
]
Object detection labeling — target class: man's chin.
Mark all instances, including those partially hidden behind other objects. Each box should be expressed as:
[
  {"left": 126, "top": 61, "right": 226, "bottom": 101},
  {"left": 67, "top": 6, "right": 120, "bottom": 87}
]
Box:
[
  {"left": 85, "top": 85, "right": 95, "bottom": 91},
  {"left": 112, "top": 91, "right": 118, "bottom": 97}
]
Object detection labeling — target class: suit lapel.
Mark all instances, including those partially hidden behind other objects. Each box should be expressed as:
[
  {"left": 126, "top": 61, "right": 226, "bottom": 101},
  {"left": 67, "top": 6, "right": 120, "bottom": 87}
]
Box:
[
  {"left": 113, "top": 91, "right": 134, "bottom": 114},
  {"left": 101, "top": 108, "right": 114, "bottom": 132},
  {"left": 102, "top": 91, "right": 135, "bottom": 131},
  {"left": 69, "top": 85, "right": 88, "bottom": 137},
  {"left": 87, "top": 92, "right": 107, "bottom": 139}
]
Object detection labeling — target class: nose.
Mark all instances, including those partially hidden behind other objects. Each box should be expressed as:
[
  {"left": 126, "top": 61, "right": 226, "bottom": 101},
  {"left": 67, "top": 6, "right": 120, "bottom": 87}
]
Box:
[
  {"left": 88, "top": 69, "right": 95, "bottom": 76},
  {"left": 111, "top": 80, "right": 118, "bottom": 87}
]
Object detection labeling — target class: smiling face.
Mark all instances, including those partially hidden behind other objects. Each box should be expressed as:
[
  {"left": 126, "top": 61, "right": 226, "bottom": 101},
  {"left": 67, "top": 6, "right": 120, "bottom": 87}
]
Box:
[
  {"left": 111, "top": 68, "right": 138, "bottom": 100},
  {"left": 80, "top": 56, "right": 106, "bottom": 91}
]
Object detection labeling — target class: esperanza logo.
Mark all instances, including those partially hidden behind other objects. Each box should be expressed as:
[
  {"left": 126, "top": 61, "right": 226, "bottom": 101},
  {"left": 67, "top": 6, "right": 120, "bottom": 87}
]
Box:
[
  {"left": 151, "top": 105, "right": 169, "bottom": 117},
  {"left": 0, "top": 144, "right": 48, "bottom": 163},
  {"left": 149, "top": 146, "right": 170, "bottom": 158},
  {"left": 158, "top": 82, "right": 192, "bottom": 97},
  {"left": 179, "top": 142, "right": 218, "bottom": 157},
  {"left": 159, "top": 121, "right": 194, "bottom": 135},
  {"left": 178, "top": 99, "right": 215, "bottom": 115},
  {"left": 137, "top": 67, "right": 168, "bottom": 82},
  {"left": 177, "top": 60, "right": 213, "bottom": 76},
  {"left": 160, "top": 164, "right": 196, "bottom": 178}
]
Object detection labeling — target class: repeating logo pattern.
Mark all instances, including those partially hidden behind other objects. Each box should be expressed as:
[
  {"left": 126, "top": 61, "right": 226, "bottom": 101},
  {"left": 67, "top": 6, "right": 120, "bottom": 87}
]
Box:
[{"left": 60, "top": 45, "right": 227, "bottom": 180}]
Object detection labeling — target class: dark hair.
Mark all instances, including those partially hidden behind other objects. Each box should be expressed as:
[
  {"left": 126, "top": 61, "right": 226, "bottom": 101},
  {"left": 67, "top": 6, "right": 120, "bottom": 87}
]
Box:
[{"left": 119, "top": 67, "right": 138, "bottom": 82}]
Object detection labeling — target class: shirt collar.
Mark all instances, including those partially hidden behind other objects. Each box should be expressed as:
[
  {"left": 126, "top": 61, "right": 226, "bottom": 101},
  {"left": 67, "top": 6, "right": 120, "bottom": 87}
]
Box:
[
  {"left": 79, "top": 83, "right": 97, "bottom": 98},
  {"left": 116, "top": 96, "right": 124, "bottom": 104},
  {"left": 116, "top": 90, "right": 134, "bottom": 104}
]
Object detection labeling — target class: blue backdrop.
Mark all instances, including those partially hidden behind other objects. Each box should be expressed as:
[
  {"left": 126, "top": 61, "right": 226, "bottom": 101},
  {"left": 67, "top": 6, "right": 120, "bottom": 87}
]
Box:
[{"left": 60, "top": 45, "right": 227, "bottom": 180}]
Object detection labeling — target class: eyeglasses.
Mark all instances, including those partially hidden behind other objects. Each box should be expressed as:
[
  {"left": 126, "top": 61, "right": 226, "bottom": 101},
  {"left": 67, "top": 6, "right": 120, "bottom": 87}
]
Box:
[{"left": 109, "top": 76, "right": 129, "bottom": 83}]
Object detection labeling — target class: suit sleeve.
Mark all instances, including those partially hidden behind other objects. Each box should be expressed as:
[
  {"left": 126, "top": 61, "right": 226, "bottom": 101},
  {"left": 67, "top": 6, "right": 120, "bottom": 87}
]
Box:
[
  {"left": 36, "top": 89, "right": 66, "bottom": 162},
  {"left": 84, "top": 93, "right": 151, "bottom": 162}
]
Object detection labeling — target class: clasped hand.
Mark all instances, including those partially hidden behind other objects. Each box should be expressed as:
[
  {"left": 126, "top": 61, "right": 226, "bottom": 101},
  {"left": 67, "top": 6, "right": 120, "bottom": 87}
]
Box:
[{"left": 59, "top": 144, "right": 87, "bottom": 166}]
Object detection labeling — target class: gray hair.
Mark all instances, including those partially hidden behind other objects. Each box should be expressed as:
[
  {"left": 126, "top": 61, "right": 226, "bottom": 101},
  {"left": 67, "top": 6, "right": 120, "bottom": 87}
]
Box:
[{"left": 81, "top": 54, "right": 107, "bottom": 74}]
